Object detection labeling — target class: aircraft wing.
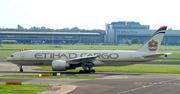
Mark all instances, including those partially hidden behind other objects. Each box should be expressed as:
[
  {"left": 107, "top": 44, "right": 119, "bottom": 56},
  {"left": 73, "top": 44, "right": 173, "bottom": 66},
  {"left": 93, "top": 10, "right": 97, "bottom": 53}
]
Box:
[
  {"left": 67, "top": 55, "right": 100, "bottom": 64},
  {"left": 143, "top": 53, "right": 172, "bottom": 58}
]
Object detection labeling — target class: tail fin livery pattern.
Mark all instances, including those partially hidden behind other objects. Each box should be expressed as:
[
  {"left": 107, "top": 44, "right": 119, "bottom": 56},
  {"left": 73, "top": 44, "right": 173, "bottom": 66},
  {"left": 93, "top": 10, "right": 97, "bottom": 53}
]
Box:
[{"left": 138, "top": 26, "right": 167, "bottom": 53}]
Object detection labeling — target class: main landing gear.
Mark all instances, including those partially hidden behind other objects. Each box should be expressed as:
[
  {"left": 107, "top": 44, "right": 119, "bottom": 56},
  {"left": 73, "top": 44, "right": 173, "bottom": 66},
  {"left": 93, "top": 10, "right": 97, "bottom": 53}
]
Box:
[
  {"left": 79, "top": 67, "right": 96, "bottom": 73},
  {"left": 18, "top": 65, "right": 23, "bottom": 72}
]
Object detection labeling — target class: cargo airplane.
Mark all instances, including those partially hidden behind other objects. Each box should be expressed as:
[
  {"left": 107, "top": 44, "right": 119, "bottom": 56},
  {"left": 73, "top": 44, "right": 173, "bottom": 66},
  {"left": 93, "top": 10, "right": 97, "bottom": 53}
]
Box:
[{"left": 7, "top": 26, "right": 169, "bottom": 73}]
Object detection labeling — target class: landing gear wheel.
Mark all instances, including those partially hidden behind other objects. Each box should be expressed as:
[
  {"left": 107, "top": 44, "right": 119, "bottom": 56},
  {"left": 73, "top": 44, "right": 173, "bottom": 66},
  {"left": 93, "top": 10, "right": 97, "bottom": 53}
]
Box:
[
  {"left": 18, "top": 65, "right": 23, "bottom": 72},
  {"left": 20, "top": 69, "right": 23, "bottom": 72},
  {"left": 79, "top": 70, "right": 83, "bottom": 73},
  {"left": 80, "top": 64, "right": 96, "bottom": 73},
  {"left": 91, "top": 69, "right": 95, "bottom": 73},
  {"left": 79, "top": 69, "right": 95, "bottom": 73},
  {"left": 84, "top": 70, "right": 91, "bottom": 73}
]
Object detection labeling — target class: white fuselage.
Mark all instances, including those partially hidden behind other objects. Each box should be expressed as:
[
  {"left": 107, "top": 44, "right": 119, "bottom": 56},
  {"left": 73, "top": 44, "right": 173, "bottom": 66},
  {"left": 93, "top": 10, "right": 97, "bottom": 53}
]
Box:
[
  {"left": 7, "top": 50, "right": 162, "bottom": 67},
  {"left": 6, "top": 26, "right": 168, "bottom": 73}
]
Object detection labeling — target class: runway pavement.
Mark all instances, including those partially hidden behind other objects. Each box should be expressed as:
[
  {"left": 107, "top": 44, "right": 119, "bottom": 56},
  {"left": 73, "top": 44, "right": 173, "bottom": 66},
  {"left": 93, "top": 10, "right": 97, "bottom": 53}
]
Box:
[{"left": 1, "top": 62, "right": 180, "bottom": 94}]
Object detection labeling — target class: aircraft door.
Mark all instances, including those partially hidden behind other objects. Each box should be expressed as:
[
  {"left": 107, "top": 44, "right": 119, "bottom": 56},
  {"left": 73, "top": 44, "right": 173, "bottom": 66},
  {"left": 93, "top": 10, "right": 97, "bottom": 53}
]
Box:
[{"left": 20, "top": 54, "right": 25, "bottom": 60}]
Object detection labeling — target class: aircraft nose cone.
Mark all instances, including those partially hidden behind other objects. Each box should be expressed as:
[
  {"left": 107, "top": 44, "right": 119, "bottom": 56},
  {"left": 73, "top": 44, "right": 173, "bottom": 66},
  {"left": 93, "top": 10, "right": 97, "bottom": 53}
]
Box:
[
  {"left": 7, "top": 56, "right": 12, "bottom": 62},
  {"left": 7, "top": 57, "right": 10, "bottom": 61}
]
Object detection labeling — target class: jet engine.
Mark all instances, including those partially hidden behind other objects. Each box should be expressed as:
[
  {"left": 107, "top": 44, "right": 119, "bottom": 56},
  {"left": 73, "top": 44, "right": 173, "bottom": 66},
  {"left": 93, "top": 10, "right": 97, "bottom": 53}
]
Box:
[{"left": 52, "top": 60, "right": 70, "bottom": 71}]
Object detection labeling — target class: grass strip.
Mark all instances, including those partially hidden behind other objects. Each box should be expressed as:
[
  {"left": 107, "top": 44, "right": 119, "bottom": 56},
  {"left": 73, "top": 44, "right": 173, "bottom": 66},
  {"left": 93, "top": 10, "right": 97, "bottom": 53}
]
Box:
[
  {"left": 0, "top": 83, "right": 50, "bottom": 94},
  {"left": 35, "top": 65, "right": 180, "bottom": 74},
  {"left": 0, "top": 74, "right": 100, "bottom": 79},
  {"left": 0, "top": 57, "right": 7, "bottom": 60},
  {"left": 0, "top": 51, "right": 18, "bottom": 55},
  {"left": 1, "top": 44, "right": 180, "bottom": 50},
  {"left": 0, "top": 44, "right": 139, "bottom": 50}
]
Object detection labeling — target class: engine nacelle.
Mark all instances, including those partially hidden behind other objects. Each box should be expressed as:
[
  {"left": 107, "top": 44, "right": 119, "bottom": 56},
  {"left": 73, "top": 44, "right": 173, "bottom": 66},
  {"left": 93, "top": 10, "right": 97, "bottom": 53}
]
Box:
[{"left": 52, "top": 60, "right": 70, "bottom": 71}]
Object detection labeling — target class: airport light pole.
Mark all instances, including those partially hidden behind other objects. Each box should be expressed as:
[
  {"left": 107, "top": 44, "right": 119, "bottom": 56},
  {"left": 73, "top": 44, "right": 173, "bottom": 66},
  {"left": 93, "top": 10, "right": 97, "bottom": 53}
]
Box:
[
  {"left": 52, "top": 33, "right": 54, "bottom": 45},
  {"left": 44, "top": 31, "right": 46, "bottom": 44},
  {"left": 94, "top": 37, "right": 96, "bottom": 45}
]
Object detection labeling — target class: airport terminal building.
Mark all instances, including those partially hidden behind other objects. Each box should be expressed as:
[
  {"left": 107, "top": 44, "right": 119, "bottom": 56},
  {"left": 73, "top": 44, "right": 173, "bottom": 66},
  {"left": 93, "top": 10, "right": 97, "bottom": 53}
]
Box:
[
  {"left": 105, "top": 21, "right": 180, "bottom": 45},
  {"left": 0, "top": 31, "right": 104, "bottom": 44}
]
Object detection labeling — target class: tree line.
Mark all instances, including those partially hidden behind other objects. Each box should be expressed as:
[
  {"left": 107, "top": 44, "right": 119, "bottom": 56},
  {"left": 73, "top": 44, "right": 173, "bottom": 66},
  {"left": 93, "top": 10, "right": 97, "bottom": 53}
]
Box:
[
  {"left": 0, "top": 25, "right": 106, "bottom": 35},
  {"left": 125, "top": 37, "right": 140, "bottom": 44}
]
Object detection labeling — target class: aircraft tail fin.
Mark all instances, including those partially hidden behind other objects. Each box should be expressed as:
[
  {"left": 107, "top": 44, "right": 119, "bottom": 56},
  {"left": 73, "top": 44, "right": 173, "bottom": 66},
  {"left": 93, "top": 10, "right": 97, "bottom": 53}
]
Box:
[{"left": 138, "top": 26, "right": 167, "bottom": 53}]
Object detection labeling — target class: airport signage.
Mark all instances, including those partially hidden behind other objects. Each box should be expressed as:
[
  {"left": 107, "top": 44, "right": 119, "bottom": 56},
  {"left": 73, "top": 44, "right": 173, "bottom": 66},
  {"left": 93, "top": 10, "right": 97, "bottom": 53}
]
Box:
[{"left": 117, "top": 31, "right": 138, "bottom": 34}]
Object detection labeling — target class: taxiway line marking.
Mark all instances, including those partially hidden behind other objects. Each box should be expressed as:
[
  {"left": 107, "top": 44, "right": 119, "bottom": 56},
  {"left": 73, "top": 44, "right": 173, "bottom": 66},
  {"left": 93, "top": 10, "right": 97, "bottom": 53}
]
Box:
[
  {"left": 134, "top": 82, "right": 180, "bottom": 85},
  {"left": 61, "top": 85, "right": 77, "bottom": 94},
  {"left": 116, "top": 78, "right": 180, "bottom": 94}
]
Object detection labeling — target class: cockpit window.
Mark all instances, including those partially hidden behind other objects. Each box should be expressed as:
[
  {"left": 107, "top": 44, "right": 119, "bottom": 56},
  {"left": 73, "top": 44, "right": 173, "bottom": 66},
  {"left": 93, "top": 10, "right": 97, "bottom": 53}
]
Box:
[{"left": 10, "top": 55, "right": 14, "bottom": 57}]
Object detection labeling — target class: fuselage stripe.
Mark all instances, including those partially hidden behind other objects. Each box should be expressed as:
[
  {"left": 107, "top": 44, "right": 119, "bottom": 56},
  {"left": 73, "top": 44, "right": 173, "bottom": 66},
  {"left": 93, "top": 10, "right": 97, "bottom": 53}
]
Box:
[{"left": 8, "top": 60, "right": 149, "bottom": 63}]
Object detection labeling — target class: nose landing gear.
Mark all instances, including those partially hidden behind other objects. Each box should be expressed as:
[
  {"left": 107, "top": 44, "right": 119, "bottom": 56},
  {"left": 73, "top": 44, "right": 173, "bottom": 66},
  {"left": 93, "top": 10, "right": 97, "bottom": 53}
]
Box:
[
  {"left": 20, "top": 68, "right": 23, "bottom": 72},
  {"left": 18, "top": 65, "right": 23, "bottom": 72}
]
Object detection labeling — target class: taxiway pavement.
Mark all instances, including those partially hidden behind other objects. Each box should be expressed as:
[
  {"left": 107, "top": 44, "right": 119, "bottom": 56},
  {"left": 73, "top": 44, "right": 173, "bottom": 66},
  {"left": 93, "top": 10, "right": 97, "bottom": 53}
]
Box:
[{"left": 1, "top": 62, "right": 180, "bottom": 94}]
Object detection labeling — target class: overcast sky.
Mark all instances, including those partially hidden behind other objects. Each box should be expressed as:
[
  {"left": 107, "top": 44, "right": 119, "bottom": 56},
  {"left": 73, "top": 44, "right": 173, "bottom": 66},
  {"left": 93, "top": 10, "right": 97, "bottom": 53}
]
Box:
[{"left": 0, "top": 0, "right": 180, "bottom": 30}]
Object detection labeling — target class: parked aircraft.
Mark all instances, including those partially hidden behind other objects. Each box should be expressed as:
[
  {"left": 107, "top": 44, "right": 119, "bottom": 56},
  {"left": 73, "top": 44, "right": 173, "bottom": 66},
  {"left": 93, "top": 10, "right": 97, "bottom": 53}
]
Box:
[{"left": 7, "top": 26, "right": 168, "bottom": 73}]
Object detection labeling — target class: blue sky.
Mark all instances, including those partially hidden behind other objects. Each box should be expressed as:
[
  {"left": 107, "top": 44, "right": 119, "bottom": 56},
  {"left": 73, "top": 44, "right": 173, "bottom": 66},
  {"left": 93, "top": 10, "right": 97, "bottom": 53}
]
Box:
[{"left": 0, "top": 0, "right": 180, "bottom": 30}]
